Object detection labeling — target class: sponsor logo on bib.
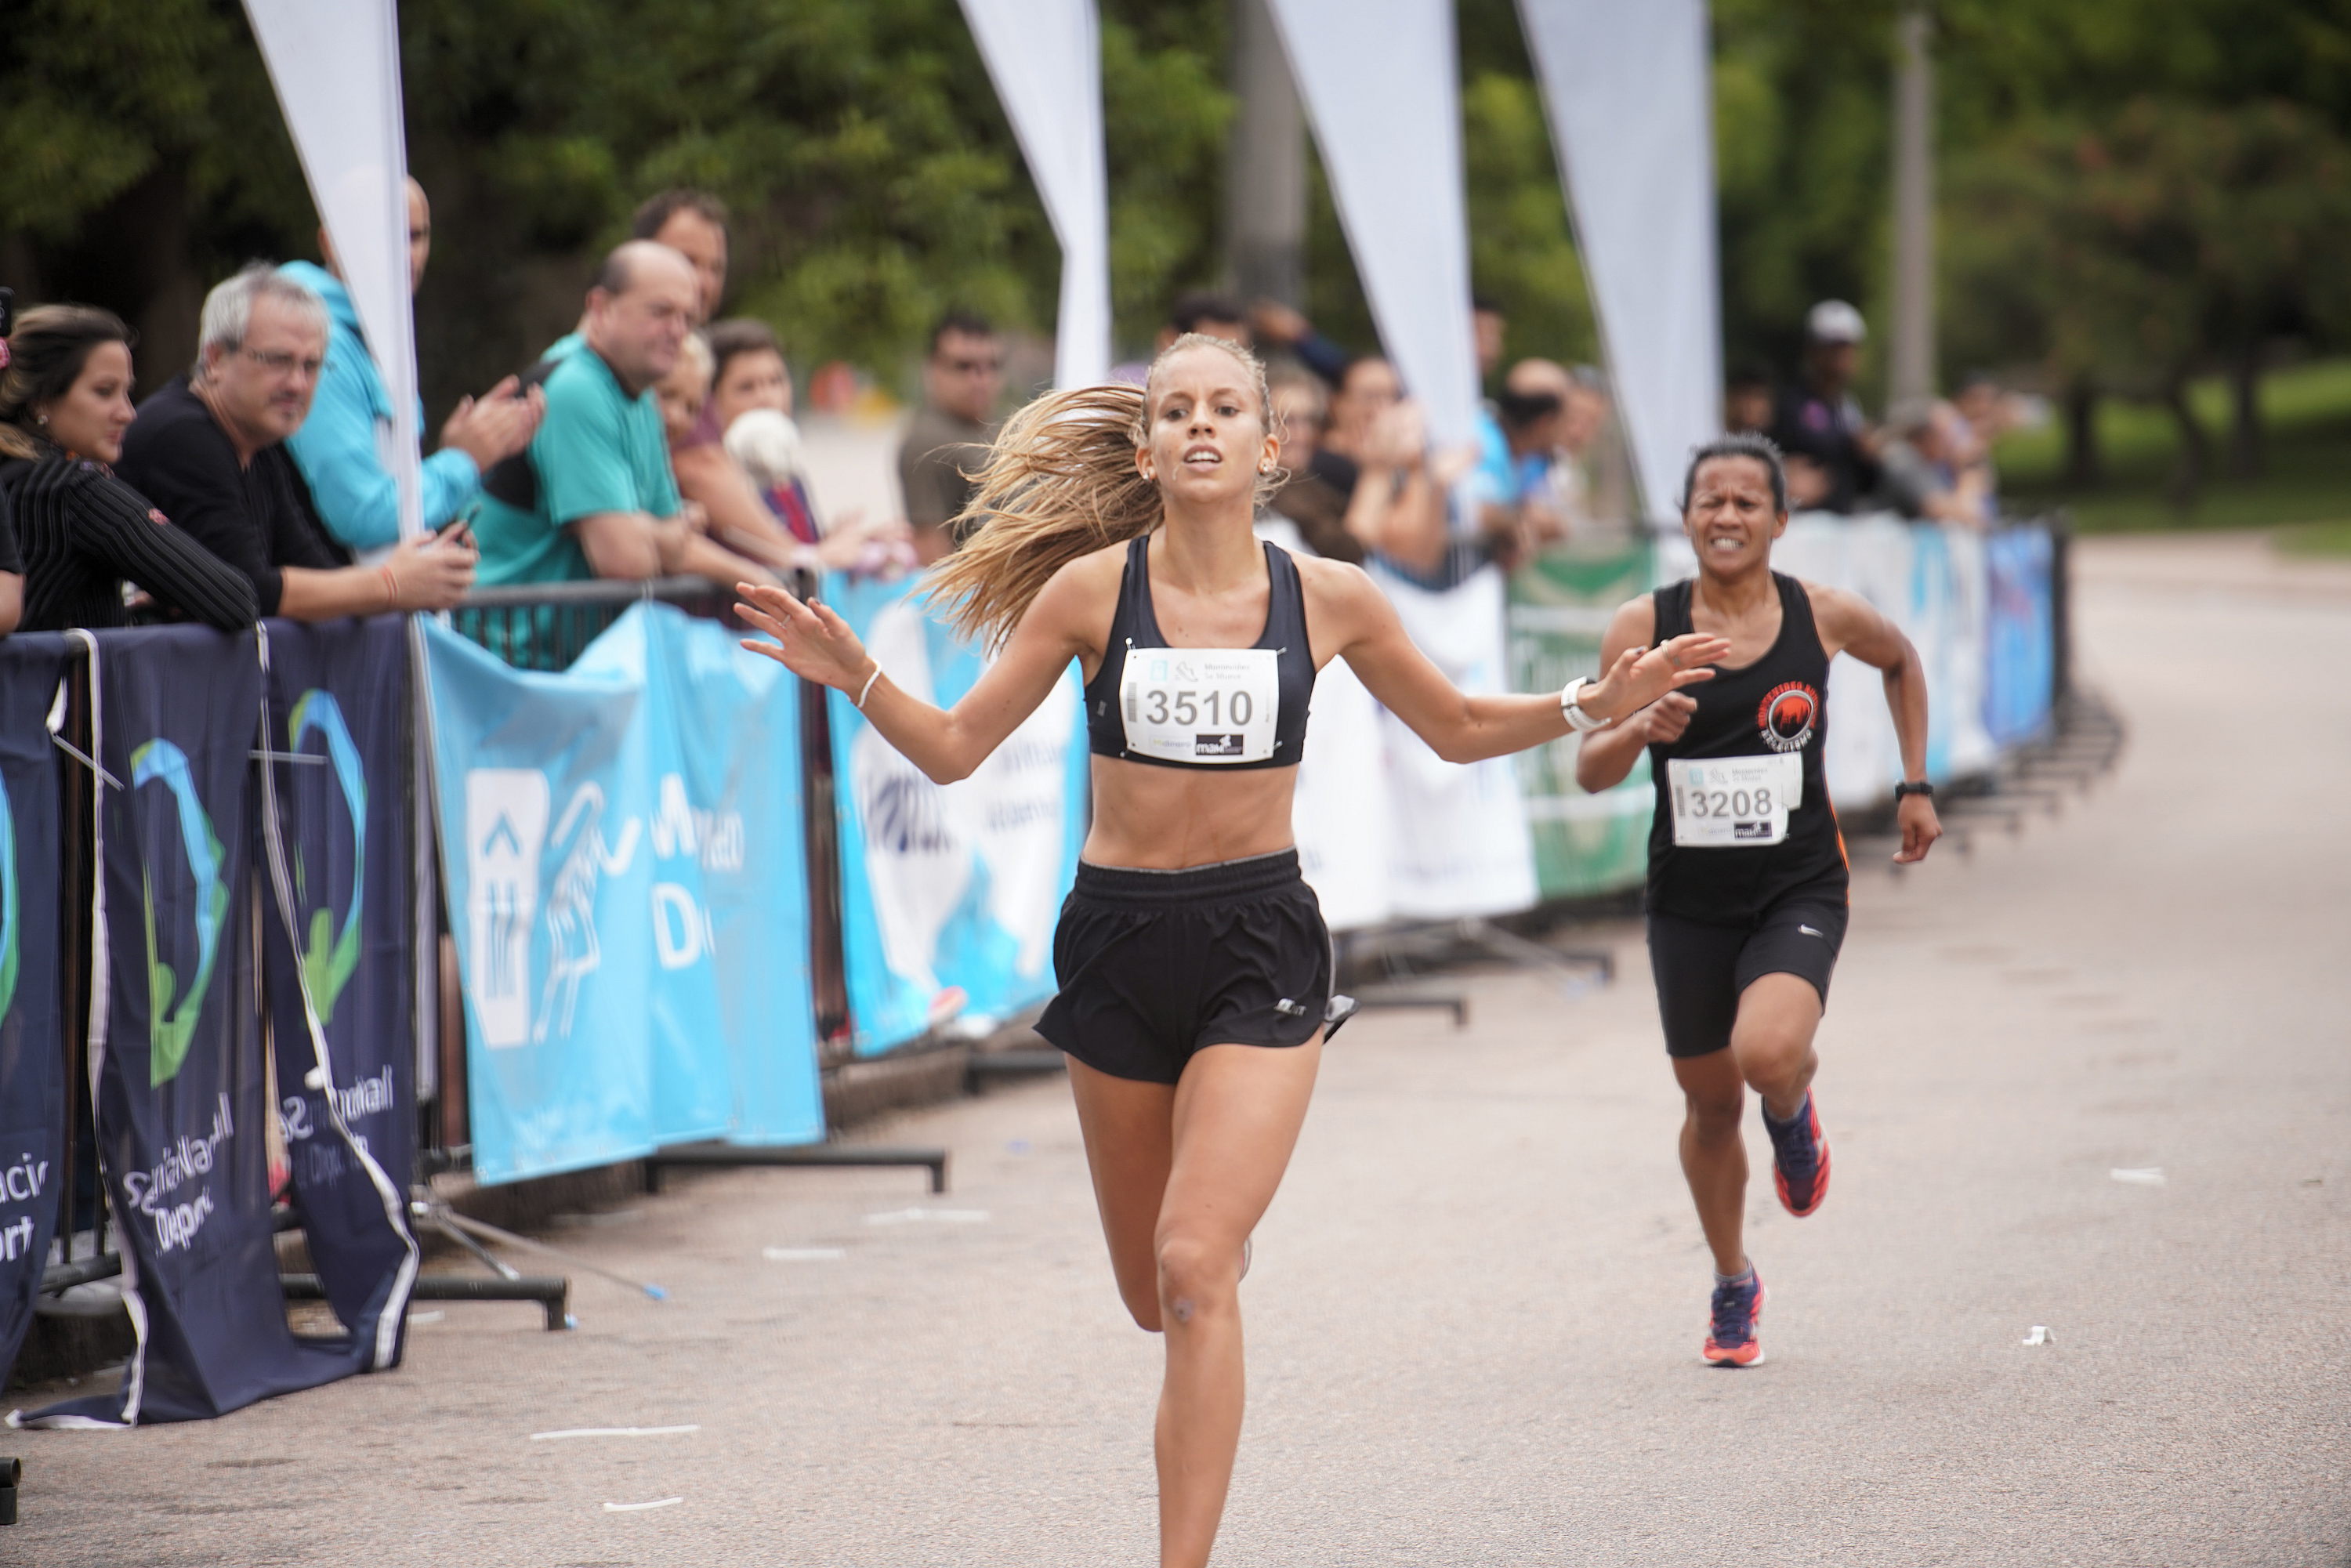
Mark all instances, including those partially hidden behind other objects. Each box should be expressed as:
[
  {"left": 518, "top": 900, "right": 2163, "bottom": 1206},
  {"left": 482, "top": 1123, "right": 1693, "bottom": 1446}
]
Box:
[{"left": 1757, "top": 681, "right": 1819, "bottom": 753}]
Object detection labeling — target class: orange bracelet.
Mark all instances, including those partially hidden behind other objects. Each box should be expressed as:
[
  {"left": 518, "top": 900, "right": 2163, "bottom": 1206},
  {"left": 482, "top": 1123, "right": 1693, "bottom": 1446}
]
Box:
[{"left": 379, "top": 564, "right": 398, "bottom": 610}]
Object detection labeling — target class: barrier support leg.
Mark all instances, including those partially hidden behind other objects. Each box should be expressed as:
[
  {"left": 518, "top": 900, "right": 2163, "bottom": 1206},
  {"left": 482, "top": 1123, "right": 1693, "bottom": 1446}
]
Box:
[
  {"left": 643, "top": 1143, "right": 949, "bottom": 1195},
  {"left": 279, "top": 1273, "right": 571, "bottom": 1332}
]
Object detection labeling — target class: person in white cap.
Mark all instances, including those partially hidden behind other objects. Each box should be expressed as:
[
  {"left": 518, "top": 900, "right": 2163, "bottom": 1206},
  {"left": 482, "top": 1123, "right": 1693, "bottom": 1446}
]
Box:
[{"left": 1767, "top": 299, "right": 1880, "bottom": 513}]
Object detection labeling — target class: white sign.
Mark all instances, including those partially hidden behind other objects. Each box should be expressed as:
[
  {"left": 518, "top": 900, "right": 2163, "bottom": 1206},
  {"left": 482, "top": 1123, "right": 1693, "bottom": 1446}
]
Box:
[
  {"left": 956, "top": 0, "right": 1112, "bottom": 388},
  {"left": 1518, "top": 0, "right": 1722, "bottom": 525},
  {"left": 1263, "top": 0, "right": 1480, "bottom": 453},
  {"left": 244, "top": 0, "right": 425, "bottom": 538}
]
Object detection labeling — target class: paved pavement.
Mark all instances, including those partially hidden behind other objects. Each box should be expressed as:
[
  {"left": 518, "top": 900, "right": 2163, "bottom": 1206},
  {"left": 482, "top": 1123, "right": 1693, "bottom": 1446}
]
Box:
[{"left": 7, "top": 534, "right": 2349, "bottom": 1567}]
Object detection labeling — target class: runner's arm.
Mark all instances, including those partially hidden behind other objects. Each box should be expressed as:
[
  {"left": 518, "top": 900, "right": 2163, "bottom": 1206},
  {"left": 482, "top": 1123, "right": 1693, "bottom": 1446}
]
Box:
[
  {"left": 1574, "top": 597, "right": 1668, "bottom": 792},
  {"left": 735, "top": 559, "right": 1096, "bottom": 784},
  {"left": 1812, "top": 584, "right": 1942, "bottom": 863},
  {"left": 1317, "top": 563, "right": 1722, "bottom": 765}
]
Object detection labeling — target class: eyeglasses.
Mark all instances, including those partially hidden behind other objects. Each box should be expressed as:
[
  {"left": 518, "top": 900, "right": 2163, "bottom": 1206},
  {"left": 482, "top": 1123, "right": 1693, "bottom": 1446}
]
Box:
[{"left": 239, "top": 346, "right": 324, "bottom": 379}]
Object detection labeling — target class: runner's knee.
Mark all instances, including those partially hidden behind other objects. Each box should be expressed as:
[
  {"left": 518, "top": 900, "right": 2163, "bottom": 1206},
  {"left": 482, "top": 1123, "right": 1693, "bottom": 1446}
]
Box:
[
  {"left": 1684, "top": 1088, "right": 1743, "bottom": 1140},
  {"left": 1154, "top": 1229, "right": 1239, "bottom": 1326}
]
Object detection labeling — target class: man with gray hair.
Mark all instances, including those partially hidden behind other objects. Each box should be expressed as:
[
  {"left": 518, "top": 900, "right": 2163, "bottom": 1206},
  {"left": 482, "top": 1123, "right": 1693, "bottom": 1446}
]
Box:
[{"left": 119, "top": 263, "right": 476, "bottom": 618}]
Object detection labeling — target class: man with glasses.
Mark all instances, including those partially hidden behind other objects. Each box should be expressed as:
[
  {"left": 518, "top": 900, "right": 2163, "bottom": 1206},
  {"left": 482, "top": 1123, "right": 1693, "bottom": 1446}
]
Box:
[
  {"left": 119, "top": 264, "right": 476, "bottom": 620},
  {"left": 897, "top": 312, "right": 1003, "bottom": 565}
]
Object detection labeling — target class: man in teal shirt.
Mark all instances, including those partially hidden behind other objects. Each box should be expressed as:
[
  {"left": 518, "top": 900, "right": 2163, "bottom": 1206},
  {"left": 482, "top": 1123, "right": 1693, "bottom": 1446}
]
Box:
[
  {"left": 471, "top": 241, "right": 770, "bottom": 587},
  {"left": 283, "top": 179, "right": 540, "bottom": 551}
]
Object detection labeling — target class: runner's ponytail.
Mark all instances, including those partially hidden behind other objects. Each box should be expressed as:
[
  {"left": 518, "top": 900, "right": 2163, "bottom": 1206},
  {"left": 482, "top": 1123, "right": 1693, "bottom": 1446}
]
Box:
[{"left": 926, "top": 334, "right": 1278, "bottom": 647}]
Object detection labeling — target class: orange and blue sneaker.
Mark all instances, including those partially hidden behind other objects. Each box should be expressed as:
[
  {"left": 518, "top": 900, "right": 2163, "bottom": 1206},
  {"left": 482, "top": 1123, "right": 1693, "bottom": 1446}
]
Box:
[
  {"left": 1702, "top": 1268, "right": 1766, "bottom": 1367},
  {"left": 1762, "top": 1090, "right": 1831, "bottom": 1218}
]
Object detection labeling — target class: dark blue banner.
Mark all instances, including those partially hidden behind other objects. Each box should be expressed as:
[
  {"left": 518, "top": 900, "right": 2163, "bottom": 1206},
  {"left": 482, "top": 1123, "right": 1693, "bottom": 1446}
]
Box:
[
  {"left": 0, "top": 636, "right": 78, "bottom": 1394},
  {"left": 256, "top": 617, "right": 419, "bottom": 1372},
  {"left": 28, "top": 626, "right": 359, "bottom": 1426}
]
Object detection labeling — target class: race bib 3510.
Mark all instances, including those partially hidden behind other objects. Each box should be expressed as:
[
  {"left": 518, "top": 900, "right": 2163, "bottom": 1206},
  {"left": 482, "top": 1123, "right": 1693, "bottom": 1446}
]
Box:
[{"left": 1119, "top": 649, "right": 1280, "bottom": 765}]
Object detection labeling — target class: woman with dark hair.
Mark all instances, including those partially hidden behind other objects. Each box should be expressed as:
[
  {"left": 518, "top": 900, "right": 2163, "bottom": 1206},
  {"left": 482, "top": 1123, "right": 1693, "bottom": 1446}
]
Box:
[
  {"left": 1577, "top": 431, "right": 1943, "bottom": 1369},
  {"left": 0, "top": 305, "right": 257, "bottom": 631},
  {"left": 737, "top": 333, "right": 1728, "bottom": 1567}
]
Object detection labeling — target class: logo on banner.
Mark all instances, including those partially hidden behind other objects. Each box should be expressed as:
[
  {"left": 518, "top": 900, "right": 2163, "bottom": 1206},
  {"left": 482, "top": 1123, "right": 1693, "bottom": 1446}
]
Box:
[
  {"left": 465, "top": 769, "right": 547, "bottom": 1049},
  {"left": 287, "top": 690, "right": 367, "bottom": 1024},
  {"left": 130, "top": 740, "right": 227, "bottom": 1085},
  {"left": 1757, "top": 682, "right": 1820, "bottom": 754}
]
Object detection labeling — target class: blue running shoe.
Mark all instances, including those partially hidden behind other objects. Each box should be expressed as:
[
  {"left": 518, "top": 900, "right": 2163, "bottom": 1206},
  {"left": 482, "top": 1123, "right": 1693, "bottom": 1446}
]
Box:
[
  {"left": 1762, "top": 1091, "right": 1831, "bottom": 1218},
  {"left": 1702, "top": 1269, "right": 1766, "bottom": 1367}
]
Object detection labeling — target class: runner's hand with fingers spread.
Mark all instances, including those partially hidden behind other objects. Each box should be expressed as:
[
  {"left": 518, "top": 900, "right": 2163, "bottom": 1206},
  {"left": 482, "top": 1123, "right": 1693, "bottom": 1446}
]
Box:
[
  {"left": 1893, "top": 793, "right": 1943, "bottom": 865},
  {"left": 1581, "top": 632, "right": 1731, "bottom": 722},
  {"left": 736, "top": 581, "right": 875, "bottom": 693}
]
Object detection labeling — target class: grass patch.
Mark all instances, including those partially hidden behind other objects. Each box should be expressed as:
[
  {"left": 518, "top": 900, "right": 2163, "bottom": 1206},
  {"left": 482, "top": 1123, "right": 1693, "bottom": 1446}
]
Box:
[
  {"left": 2273, "top": 520, "right": 2351, "bottom": 557},
  {"left": 1997, "top": 359, "right": 2351, "bottom": 534}
]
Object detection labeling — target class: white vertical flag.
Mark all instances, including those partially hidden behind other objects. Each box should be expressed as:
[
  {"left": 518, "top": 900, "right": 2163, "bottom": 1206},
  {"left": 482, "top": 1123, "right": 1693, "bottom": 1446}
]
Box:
[
  {"left": 956, "top": 0, "right": 1113, "bottom": 389},
  {"left": 1261, "top": 0, "right": 1480, "bottom": 452},
  {"left": 1518, "top": 0, "right": 1722, "bottom": 525},
  {"left": 243, "top": 0, "right": 424, "bottom": 539}
]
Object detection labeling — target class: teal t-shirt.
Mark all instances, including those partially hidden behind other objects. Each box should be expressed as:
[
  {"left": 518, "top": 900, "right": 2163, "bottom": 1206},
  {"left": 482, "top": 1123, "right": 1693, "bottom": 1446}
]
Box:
[{"left": 472, "top": 346, "right": 679, "bottom": 586}]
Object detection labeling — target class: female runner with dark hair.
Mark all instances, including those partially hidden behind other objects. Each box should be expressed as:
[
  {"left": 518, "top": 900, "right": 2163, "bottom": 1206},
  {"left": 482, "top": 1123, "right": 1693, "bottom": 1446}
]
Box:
[
  {"left": 1576, "top": 432, "right": 1942, "bottom": 1368},
  {"left": 737, "top": 334, "right": 1726, "bottom": 1566}
]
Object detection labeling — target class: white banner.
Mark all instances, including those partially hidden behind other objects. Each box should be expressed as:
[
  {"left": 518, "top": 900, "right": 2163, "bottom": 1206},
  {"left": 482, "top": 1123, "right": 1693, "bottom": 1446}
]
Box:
[
  {"left": 957, "top": 0, "right": 1112, "bottom": 389},
  {"left": 1519, "top": 0, "right": 1722, "bottom": 525},
  {"left": 244, "top": 0, "right": 423, "bottom": 539},
  {"left": 1263, "top": 0, "right": 1480, "bottom": 452},
  {"left": 1368, "top": 564, "right": 1538, "bottom": 919}
]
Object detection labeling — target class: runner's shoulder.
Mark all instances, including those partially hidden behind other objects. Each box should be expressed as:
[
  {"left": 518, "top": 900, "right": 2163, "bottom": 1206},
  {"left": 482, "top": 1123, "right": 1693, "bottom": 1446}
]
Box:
[
  {"left": 1602, "top": 592, "right": 1659, "bottom": 654},
  {"left": 1294, "top": 552, "right": 1387, "bottom": 617},
  {"left": 1794, "top": 578, "right": 1875, "bottom": 641}
]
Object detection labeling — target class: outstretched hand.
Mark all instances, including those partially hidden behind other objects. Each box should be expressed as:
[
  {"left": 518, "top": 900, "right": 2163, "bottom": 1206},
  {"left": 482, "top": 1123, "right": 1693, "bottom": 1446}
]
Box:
[
  {"left": 1588, "top": 632, "right": 1731, "bottom": 722},
  {"left": 736, "top": 581, "right": 875, "bottom": 692}
]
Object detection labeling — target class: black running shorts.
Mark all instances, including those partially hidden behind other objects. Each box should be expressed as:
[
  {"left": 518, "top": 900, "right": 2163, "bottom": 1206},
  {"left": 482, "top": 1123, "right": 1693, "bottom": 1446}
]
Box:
[
  {"left": 1035, "top": 849, "right": 1335, "bottom": 1086},
  {"left": 1646, "top": 893, "right": 1848, "bottom": 1059}
]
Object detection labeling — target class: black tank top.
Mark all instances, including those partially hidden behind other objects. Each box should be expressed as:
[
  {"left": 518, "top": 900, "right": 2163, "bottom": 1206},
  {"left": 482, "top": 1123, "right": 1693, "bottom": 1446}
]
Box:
[
  {"left": 1645, "top": 572, "right": 1848, "bottom": 922},
  {"left": 1085, "top": 534, "right": 1315, "bottom": 771}
]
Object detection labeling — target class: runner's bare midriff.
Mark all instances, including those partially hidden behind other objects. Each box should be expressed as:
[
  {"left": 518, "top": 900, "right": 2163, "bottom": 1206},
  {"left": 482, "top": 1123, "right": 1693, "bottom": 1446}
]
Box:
[{"left": 1081, "top": 753, "right": 1299, "bottom": 869}]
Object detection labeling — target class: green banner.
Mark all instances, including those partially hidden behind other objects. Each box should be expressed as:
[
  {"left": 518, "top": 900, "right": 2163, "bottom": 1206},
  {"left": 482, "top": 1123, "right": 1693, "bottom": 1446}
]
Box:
[{"left": 1507, "top": 541, "right": 1656, "bottom": 900}]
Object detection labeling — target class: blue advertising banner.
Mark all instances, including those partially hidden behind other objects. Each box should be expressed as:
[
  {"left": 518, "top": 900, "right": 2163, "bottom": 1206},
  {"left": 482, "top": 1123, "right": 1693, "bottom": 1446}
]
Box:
[
  {"left": 0, "top": 636, "right": 78, "bottom": 1394},
  {"left": 255, "top": 617, "right": 419, "bottom": 1371},
  {"left": 1985, "top": 526, "right": 2056, "bottom": 747},
  {"left": 30, "top": 627, "right": 361, "bottom": 1427},
  {"left": 426, "top": 607, "right": 820, "bottom": 1186},
  {"left": 820, "top": 571, "right": 1086, "bottom": 1056},
  {"left": 635, "top": 610, "right": 820, "bottom": 1146}
]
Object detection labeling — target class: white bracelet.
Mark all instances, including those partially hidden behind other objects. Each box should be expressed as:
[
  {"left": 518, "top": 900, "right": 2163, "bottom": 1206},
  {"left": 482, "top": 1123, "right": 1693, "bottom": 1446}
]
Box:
[
  {"left": 855, "top": 666, "right": 882, "bottom": 711},
  {"left": 1559, "top": 676, "right": 1610, "bottom": 733}
]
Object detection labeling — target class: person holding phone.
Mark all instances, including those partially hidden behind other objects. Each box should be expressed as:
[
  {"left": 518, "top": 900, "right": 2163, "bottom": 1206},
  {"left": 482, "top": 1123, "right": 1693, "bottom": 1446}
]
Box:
[{"left": 1576, "top": 432, "right": 1942, "bottom": 1368}]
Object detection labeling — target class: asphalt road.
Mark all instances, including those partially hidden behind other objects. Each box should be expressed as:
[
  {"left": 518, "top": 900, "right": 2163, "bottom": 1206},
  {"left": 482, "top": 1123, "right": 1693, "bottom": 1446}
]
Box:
[{"left": 6, "top": 534, "right": 2348, "bottom": 1567}]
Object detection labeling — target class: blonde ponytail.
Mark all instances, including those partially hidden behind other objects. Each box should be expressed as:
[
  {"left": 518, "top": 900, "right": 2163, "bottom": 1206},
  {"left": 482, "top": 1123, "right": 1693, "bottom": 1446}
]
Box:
[{"left": 924, "top": 333, "right": 1279, "bottom": 647}]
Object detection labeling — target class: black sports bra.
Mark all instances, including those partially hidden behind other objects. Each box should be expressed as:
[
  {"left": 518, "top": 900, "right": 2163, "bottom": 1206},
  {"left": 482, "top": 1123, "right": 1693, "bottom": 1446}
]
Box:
[{"left": 1084, "top": 534, "right": 1315, "bottom": 771}]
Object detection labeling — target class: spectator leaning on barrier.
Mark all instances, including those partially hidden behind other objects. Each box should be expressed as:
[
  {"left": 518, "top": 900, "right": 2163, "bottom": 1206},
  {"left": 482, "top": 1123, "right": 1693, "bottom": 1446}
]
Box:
[
  {"left": 897, "top": 312, "right": 1002, "bottom": 566},
  {"left": 117, "top": 266, "right": 475, "bottom": 620},
  {"left": 0, "top": 305, "right": 256, "bottom": 632},
  {"left": 471, "top": 242, "right": 772, "bottom": 588},
  {"left": 1768, "top": 299, "right": 1881, "bottom": 514},
  {"left": 1878, "top": 397, "right": 1993, "bottom": 527},
  {"left": 708, "top": 318, "right": 911, "bottom": 574},
  {"left": 657, "top": 328, "right": 819, "bottom": 579},
  {"left": 281, "top": 178, "right": 542, "bottom": 553}
]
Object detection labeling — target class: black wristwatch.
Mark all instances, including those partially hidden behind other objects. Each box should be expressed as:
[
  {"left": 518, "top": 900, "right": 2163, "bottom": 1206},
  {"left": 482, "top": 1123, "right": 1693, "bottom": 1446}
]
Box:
[{"left": 1893, "top": 780, "right": 1935, "bottom": 801}]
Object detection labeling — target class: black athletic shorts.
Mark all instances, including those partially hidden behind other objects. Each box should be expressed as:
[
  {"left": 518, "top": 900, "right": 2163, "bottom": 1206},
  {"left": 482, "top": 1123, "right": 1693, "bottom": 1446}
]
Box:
[
  {"left": 1646, "top": 892, "right": 1848, "bottom": 1059},
  {"left": 1035, "top": 849, "right": 1336, "bottom": 1085}
]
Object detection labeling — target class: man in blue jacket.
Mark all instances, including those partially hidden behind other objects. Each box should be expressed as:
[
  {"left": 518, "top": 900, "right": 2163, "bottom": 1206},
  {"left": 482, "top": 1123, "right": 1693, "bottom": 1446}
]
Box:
[{"left": 282, "top": 178, "right": 541, "bottom": 552}]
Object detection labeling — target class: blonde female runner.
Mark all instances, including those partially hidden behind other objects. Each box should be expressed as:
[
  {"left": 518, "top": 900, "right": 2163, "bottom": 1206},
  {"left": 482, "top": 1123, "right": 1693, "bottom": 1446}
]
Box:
[{"left": 737, "top": 334, "right": 1726, "bottom": 1566}]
